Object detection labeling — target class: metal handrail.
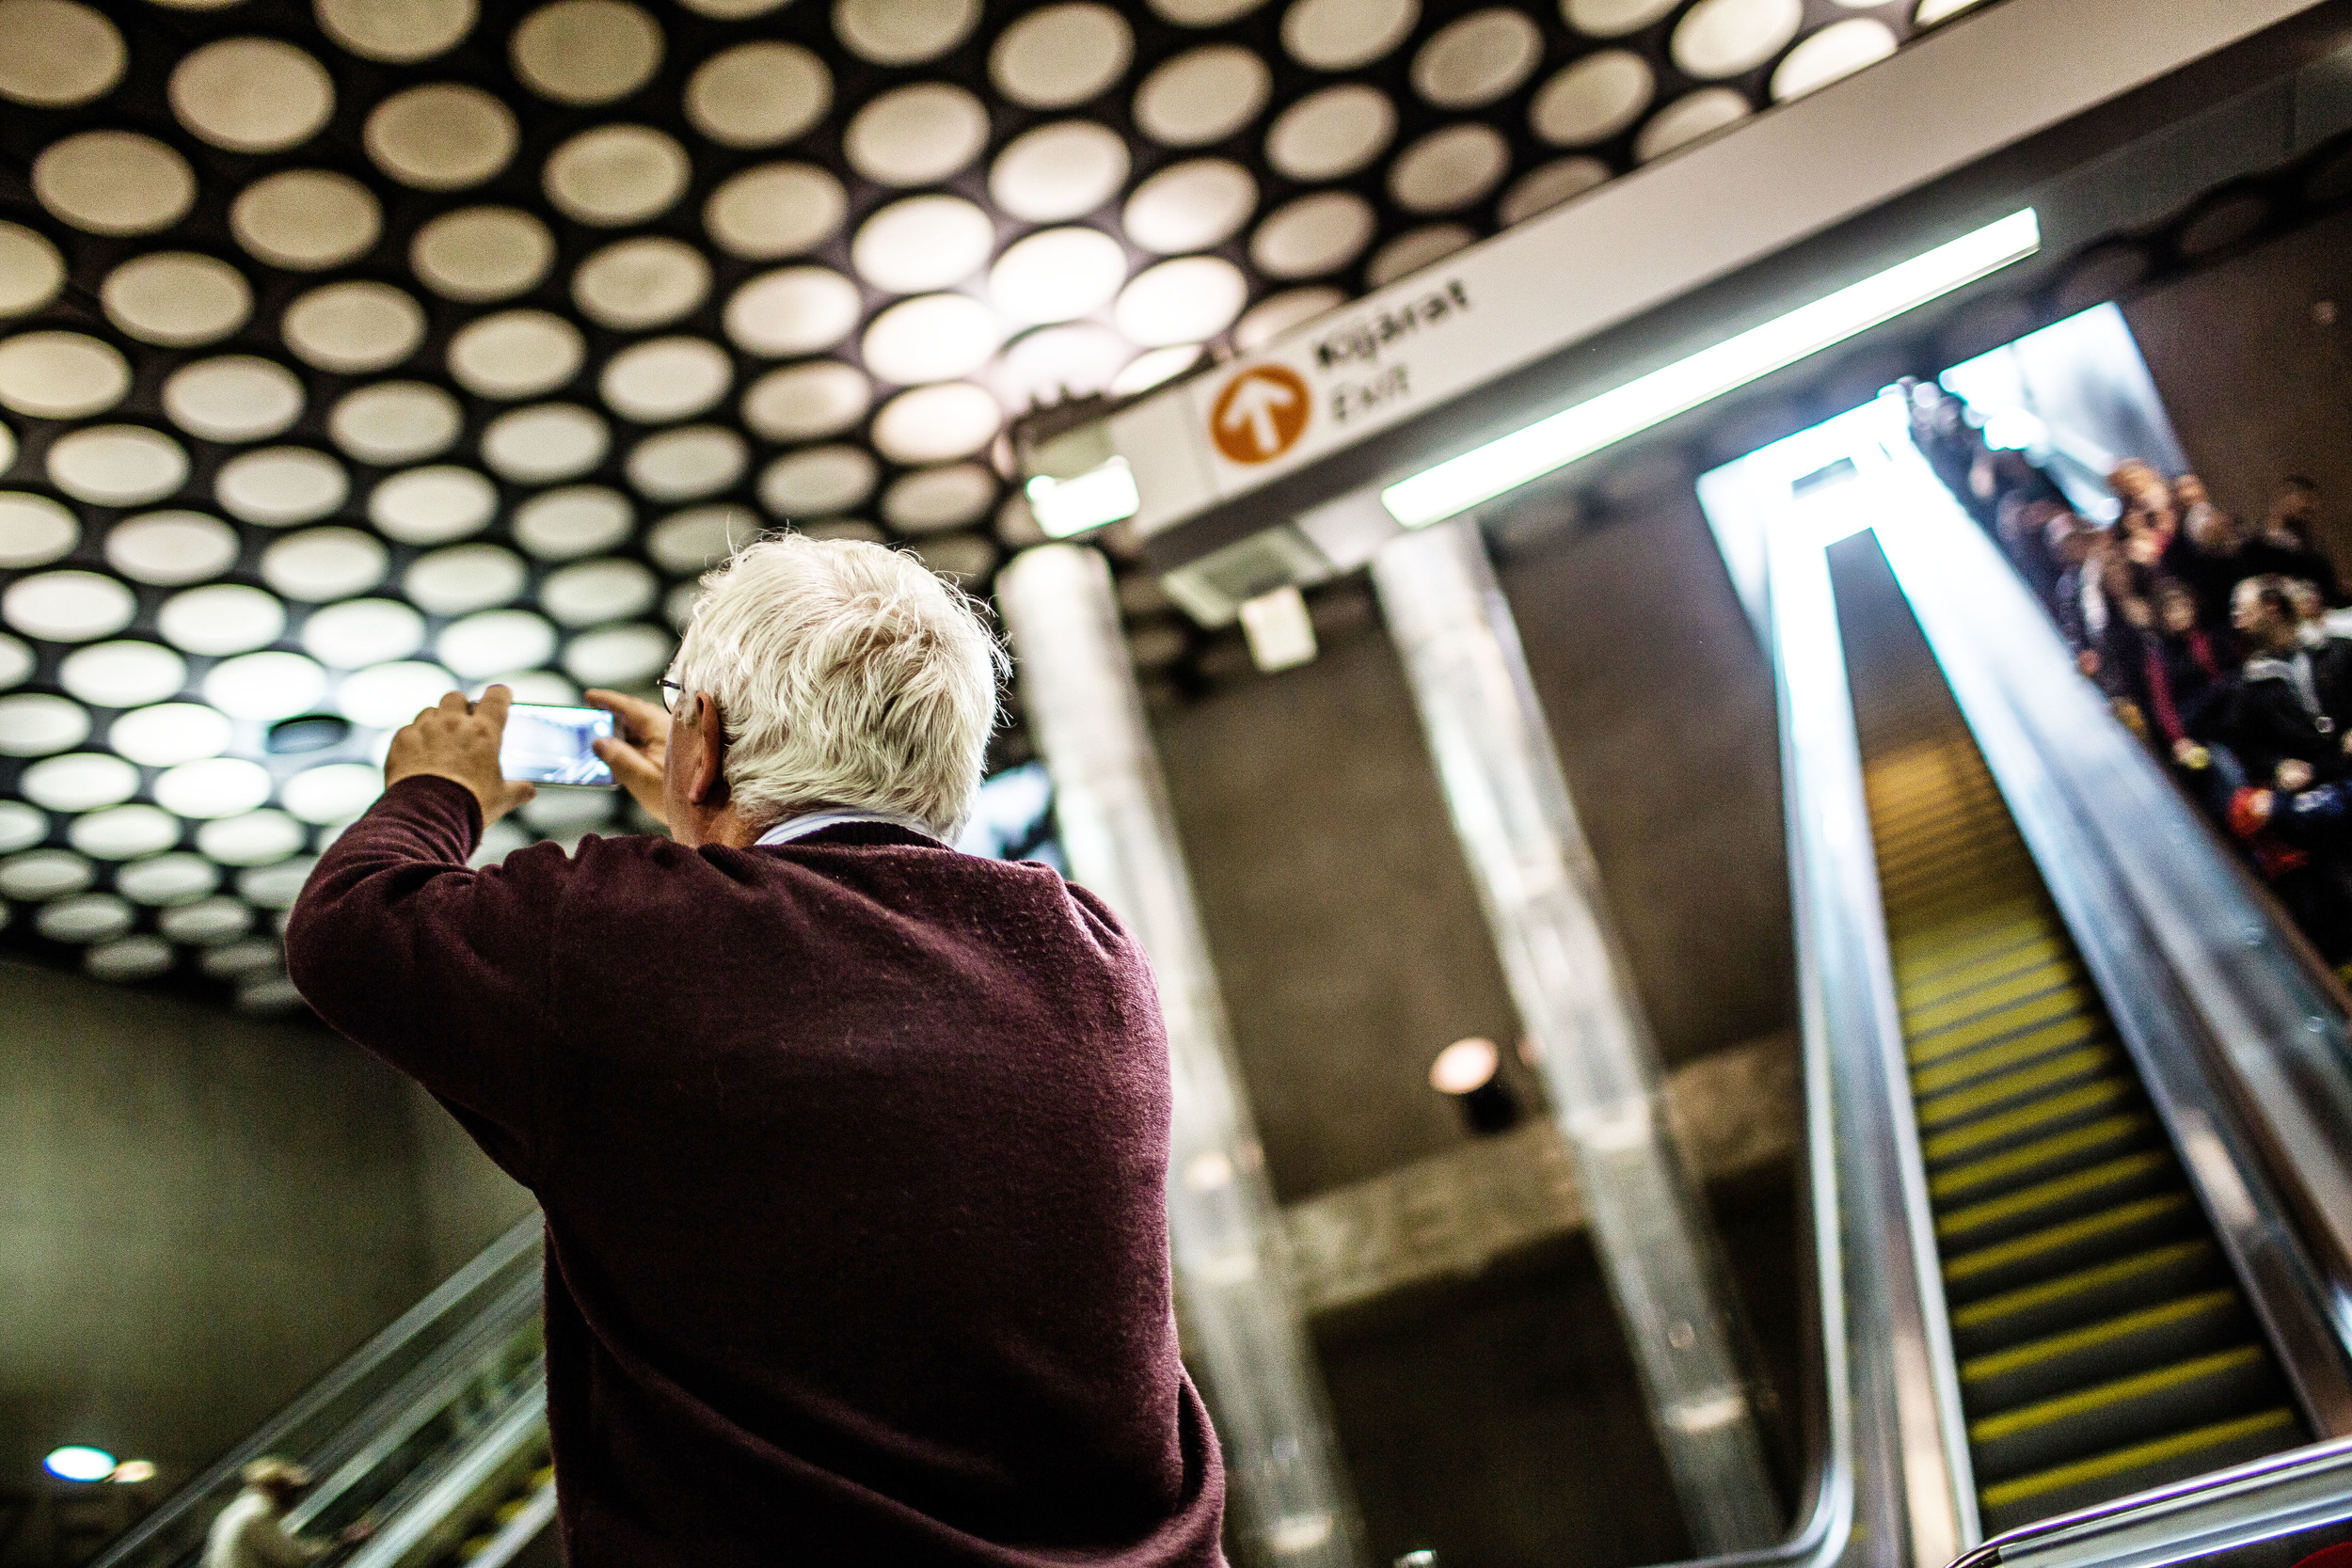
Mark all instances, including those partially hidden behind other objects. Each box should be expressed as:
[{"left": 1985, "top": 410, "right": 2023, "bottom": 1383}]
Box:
[
  {"left": 94, "top": 1215, "right": 544, "bottom": 1568},
  {"left": 1950, "top": 1435, "right": 2352, "bottom": 1568}
]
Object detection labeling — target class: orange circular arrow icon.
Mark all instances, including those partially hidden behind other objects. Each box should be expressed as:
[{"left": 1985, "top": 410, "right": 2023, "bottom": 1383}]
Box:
[{"left": 1209, "top": 365, "right": 1311, "bottom": 466}]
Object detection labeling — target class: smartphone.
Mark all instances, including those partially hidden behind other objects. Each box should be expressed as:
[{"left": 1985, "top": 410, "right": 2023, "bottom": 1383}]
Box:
[{"left": 501, "top": 704, "right": 616, "bottom": 786}]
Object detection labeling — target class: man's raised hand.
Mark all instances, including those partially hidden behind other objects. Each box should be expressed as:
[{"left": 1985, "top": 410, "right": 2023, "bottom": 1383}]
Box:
[
  {"left": 385, "top": 686, "right": 536, "bottom": 829},
  {"left": 585, "top": 688, "right": 670, "bottom": 827}
]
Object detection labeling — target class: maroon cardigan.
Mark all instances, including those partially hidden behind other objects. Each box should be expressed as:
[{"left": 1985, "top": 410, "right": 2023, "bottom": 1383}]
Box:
[{"left": 286, "top": 776, "right": 1226, "bottom": 1567}]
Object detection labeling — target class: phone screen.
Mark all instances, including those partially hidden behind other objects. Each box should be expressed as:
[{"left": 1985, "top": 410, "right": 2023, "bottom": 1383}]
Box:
[{"left": 501, "top": 704, "right": 616, "bottom": 786}]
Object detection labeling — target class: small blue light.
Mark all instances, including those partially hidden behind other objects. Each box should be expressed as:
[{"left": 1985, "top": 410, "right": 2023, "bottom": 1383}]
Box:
[{"left": 44, "top": 1446, "right": 117, "bottom": 1482}]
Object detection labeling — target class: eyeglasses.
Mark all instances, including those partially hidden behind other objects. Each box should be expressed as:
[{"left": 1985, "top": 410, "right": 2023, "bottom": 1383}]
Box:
[{"left": 660, "top": 677, "right": 682, "bottom": 714}]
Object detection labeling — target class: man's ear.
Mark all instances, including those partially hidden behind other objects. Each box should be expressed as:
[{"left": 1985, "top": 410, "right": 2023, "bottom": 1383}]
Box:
[{"left": 686, "top": 691, "right": 730, "bottom": 806}]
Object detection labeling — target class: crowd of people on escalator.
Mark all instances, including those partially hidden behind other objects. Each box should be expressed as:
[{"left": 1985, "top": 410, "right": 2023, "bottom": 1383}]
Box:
[{"left": 1906, "top": 384, "right": 2352, "bottom": 958}]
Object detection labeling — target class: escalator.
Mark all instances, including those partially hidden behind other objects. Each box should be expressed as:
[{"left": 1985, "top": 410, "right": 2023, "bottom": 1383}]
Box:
[
  {"left": 95, "top": 1219, "right": 557, "bottom": 1568},
  {"left": 1836, "top": 537, "right": 2310, "bottom": 1534}
]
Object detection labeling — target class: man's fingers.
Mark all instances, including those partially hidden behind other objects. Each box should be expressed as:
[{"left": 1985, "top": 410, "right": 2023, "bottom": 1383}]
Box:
[
  {"left": 475, "top": 683, "right": 514, "bottom": 728},
  {"left": 437, "top": 689, "right": 470, "bottom": 715},
  {"left": 584, "top": 687, "right": 665, "bottom": 733},
  {"left": 593, "top": 735, "right": 662, "bottom": 785}
]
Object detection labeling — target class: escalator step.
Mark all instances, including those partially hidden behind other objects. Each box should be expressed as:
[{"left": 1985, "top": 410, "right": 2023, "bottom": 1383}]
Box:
[
  {"left": 1899, "top": 935, "right": 2067, "bottom": 1011},
  {"left": 1947, "top": 1240, "right": 2225, "bottom": 1355},
  {"left": 1966, "top": 1343, "right": 2278, "bottom": 1481},
  {"left": 1907, "top": 987, "right": 2098, "bottom": 1069},
  {"left": 1904, "top": 963, "right": 2087, "bottom": 1036},
  {"left": 1922, "top": 1079, "right": 2139, "bottom": 1167},
  {"left": 1941, "top": 1193, "right": 2197, "bottom": 1303},
  {"left": 1976, "top": 1406, "right": 2300, "bottom": 1536},
  {"left": 1911, "top": 1013, "right": 2103, "bottom": 1097},
  {"left": 1934, "top": 1150, "right": 2177, "bottom": 1251},
  {"left": 1959, "top": 1290, "right": 2249, "bottom": 1414},
  {"left": 1891, "top": 902, "right": 2047, "bottom": 974},
  {"left": 1930, "top": 1112, "right": 2159, "bottom": 1206},
  {"left": 1915, "top": 1044, "right": 2120, "bottom": 1132}
]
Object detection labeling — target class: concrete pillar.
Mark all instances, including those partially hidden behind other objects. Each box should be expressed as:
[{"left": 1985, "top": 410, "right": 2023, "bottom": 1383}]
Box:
[
  {"left": 1370, "top": 516, "right": 1782, "bottom": 1554},
  {"left": 995, "top": 544, "right": 1366, "bottom": 1568}
]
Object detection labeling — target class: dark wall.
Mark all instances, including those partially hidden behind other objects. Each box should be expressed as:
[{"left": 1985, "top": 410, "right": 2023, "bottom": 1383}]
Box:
[
  {"left": 2123, "top": 205, "right": 2352, "bottom": 558},
  {"left": 0, "top": 961, "right": 523, "bottom": 1566}
]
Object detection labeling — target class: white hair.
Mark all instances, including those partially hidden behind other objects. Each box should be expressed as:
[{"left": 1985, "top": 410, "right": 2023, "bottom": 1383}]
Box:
[{"left": 670, "top": 535, "right": 1007, "bottom": 837}]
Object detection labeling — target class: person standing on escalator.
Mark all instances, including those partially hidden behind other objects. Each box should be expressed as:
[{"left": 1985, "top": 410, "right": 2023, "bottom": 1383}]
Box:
[
  {"left": 282, "top": 535, "right": 1227, "bottom": 1568},
  {"left": 202, "top": 1460, "right": 368, "bottom": 1568}
]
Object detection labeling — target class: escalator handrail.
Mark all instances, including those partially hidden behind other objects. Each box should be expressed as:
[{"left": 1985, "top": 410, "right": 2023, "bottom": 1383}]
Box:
[
  {"left": 93, "top": 1214, "right": 545, "bottom": 1568},
  {"left": 1864, "top": 423, "right": 2352, "bottom": 1436},
  {"left": 342, "top": 1372, "right": 548, "bottom": 1568},
  {"left": 1948, "top": 1434, "right": 2352, "bottom": 1568}
]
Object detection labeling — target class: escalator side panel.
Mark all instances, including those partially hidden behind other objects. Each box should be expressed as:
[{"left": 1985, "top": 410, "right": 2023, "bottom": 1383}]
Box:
[{"left": 1830, "top": 533, "right": 2307, "bottom": 1538}]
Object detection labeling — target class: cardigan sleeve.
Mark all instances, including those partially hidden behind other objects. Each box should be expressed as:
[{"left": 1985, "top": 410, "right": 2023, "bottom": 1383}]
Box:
[{"left": 284, "top": 774, "right": 569, "bottom": 1185}]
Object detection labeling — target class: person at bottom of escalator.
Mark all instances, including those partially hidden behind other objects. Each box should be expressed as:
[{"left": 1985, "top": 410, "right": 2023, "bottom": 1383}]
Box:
[
  {"left": 282, "top": 536, "right": 1226, "bottom": 1568},
  {"left": 203, "top": 1459, "right": 370, "bottom": 1568}
]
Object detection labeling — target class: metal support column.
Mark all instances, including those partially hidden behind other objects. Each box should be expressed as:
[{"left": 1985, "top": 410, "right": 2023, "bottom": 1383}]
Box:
[
  {"left": 1370, "top": 516, "right": 1783, "bottom": 1553},
  {"left": 996, "top": 544, "right": 1366, "bottom": 1568}
]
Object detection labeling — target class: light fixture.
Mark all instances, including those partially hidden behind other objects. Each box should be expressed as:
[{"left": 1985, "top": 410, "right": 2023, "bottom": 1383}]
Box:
[
  {"left": 1380, "top": 208, "right": 2042, "bottom": 529},
  {"left": 1026, "top": 458, "right": 1140, "bottom": 540},
  {"left": 44, "top": 1447, "right": 116, "bottom": 1482},
  {"left": 153, "top": 758, "right": 272, "bottom": 819},
  {"left": 1429, "top": 1035, "right": 1521, "bottom": 1134},
  {"left": 110, "top": 1460, "right": 157, "bottom": 1485}
]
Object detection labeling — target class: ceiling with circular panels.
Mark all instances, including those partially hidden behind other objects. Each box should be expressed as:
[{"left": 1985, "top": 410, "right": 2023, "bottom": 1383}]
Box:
[{"left": 0, "top": 0, "right": 1963, "bottom": 1012}]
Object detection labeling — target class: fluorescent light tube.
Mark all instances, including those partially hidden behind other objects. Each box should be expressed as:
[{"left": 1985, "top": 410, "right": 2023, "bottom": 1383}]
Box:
[
  {"left": 1381, "top": 208, "right": 2041, "bottom": 530},
  {"left": 1026, "top": 456, "right": 1140, "bottom": 539}
]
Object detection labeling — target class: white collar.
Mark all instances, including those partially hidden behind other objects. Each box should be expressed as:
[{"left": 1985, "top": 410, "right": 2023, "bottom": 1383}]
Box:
[{"left": 754, "top": 807, "right": 939, "bottom": 847}]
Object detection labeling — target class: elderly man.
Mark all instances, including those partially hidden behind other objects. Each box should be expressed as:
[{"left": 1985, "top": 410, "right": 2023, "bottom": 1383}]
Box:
[
  {"left": 287, "top": 538, "right": 1225, "bottom": 1567},
  {"left": 202, "top": 1459, "right": 365, "bottom": 1568}
]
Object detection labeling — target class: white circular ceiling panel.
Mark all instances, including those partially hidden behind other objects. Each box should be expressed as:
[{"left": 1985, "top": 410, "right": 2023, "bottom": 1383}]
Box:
[
  {"left": 205, "top": 650, "right": 327, "bottom": 720},
  {"left": 48, "top": 426, "right": 190, "bottom": 508},
  {"left": 704, "top": 163, "right": 848, "bottom": 259},
  {"left": 261, "top": 528, "right": 388, "bottom": 602},
  {"left": 649, "top": 505, "right": 762, "bottom": 575},
  {"left": 993, "top": 5, "right": 1135, "bottom": 110},
  {"left": 991, "top": 121, "right": 1130, "bottom": 222},
  {"left": 34, "top": 132, "right": 196, "bottom": 237},
  {"left": 0, "top": 493, "right": 76, "bottom": 568},
  {"left": 1634, "top": 87, "right": 1754, "bottom": 162},
  {"left": 170, "top": 38, "right": 336, "bottom": 153},
  {"left": 0, "top": 331, "right": 131, "bottom": 420},
  {"left": 1234, "top": 286, "right": 1345, "bottom": 351},
  {"left": 844, "top": 84, "right": 991, "bottom": 187},
  {"left": 1368, "top": 224, "right": 1475, "bottom": 287},
  {"left": 1772, "top": 19, "right": 1899, "bottom": 101},
  {"left": 365, "top": 84, "right": 519, "bottom": 190},
  {"left": 448, "top": 310, "right": 586, "bottom": 400},
  {"left": 404, "top": 544, "right": 527, "bottom": 616},
  {"left": 741, "top": 362, "right": 871, "bottom": 442},
  {"left": 439, "top": 610, "right": 558, "bottom": 679},
  {"left": 102, "top": 252, "right": 253, "bottom": 347},
  {"left": 515, "top": 486, "right": 632, "bottom": 560},
  {"left": 757, "top": 445, "right": 878, "bottom": 519},
  {"left": 0, "top": 223, "right": 67, "bottom": 317},
  {"left": 1389, "top": 123, "right": 1512, "bottom": 213},
  {"left": 626, "top": 426, "right": 747, "bottom": 501},
  {"left": 230, "top": 170, "right": 382, "bottom": 271},
  {"left": 541, "top": 559, "right": 659, "bottom": 626},
  {"left": 861, "top": 295, "right": 1003, "bottom": 386},
  {"left": 1412, "top": 9, "right": 1544, "bottom": 108},
  {"left": 545, "top": 124, "right": 691, "bottom": 226},
  {"left": 1532, "top": 51, "right": 1656, "bottom": 146},
  {"left": 1135, "top": 45, "right": 1271, "bottom": 147},
  {"left": 330, "top": 382, "right": 462, "bottom": 466},
  {"left": 574, "top": 236, "right": 712, "bottom": 329},
  {"left": 1266, "top": 85, "right": 1397, "bottom": 181},
  {"left": 723, "top": 267, "right": 863, "bottom": 357},
  {"left": 5, "top": 571, "right": 135, "bottom": 643},
  {"left": 1249, "top": 191, "right": 1376, "bottom": 279},
  {"left": 688, "top": 40, "right": 831, "bottom": 148},
  {"left": 215, "top": 446, "right": 347, "bottom": 527},
  {"left": 58, "top": 641, "right": 185, "bottom": 708},
  {"left": 512, "top": 0, "right": 662, "bottom": 105},
  {"left": 868, "top": 383, "right": 1003, "bottom": 465},
  {"left": 882, "top": 465, "right": 997, "bottom": 533},
  {"left": 1672, "top": 0, "right": 1805, "bottom": 80},
  {"left": 158, "top": 584, "right": 285, "bottom": 657},
  {"left": 1123, "top": 159, "right": 1259, "bottom": 255},
  {"left": 0, "top": 0, "right": 125, "bottom": 108},
  {"left": 853, "top": 197, "right": 997, "bottom": 294},
  {"left": 600, "top": 337, "right": 734, "bottom": 423},
  {"left": 316, "top": 0, "right": 478, "bottom": 63},
  {"left": 483, "top": 404, "right": 610, "bottom": 483},
  {"left": 302, "top": 598, "right": 427, "bottom": 669},
  {"left": 991, "top": 227, "right": 1129, "bottom": 326},
  {"left": 163, "top": 356, "right": 306, "bottom": 443},
  {"left": 834, "top": 0, "right": 981, "bottom": 65},
  {"left": 369, "top": 466, "right": 498, "bottom": 546},
  {"left": 1282, "top": 0, "right": 1421, "bottom": 71},
  {"left": 412, "top": 207, "right": 555, "bottom": 302},
  {"left": 282, "top": 281, "right": 427, "bottom": 374}
]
